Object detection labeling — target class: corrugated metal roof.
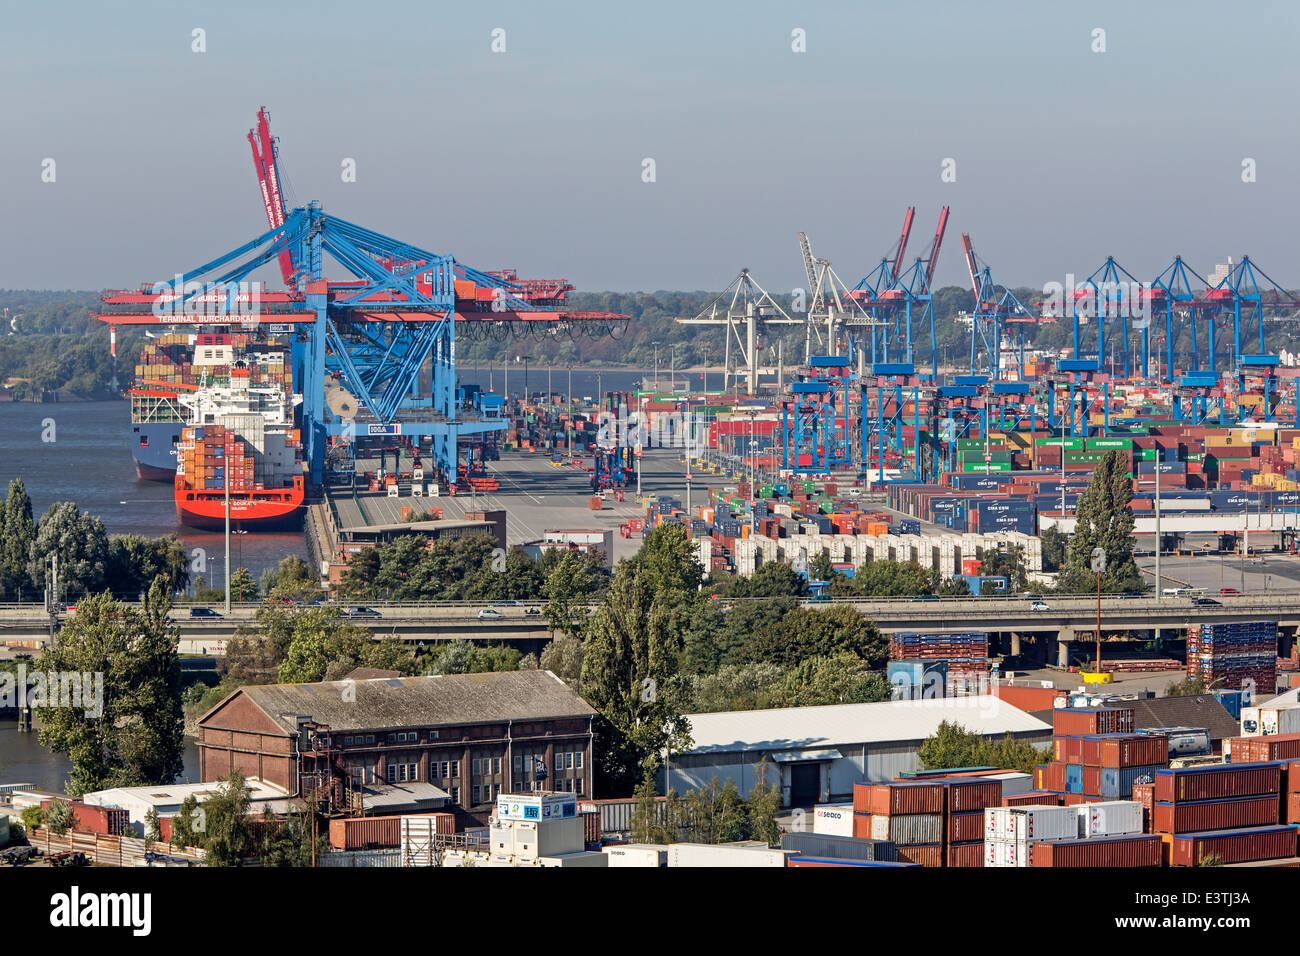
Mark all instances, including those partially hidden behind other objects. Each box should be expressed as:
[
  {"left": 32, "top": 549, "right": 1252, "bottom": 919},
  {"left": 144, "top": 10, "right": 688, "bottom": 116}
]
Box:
[
  {"left": 214, "top": 670, "right": 595, "bottom": 735},
  {"left": 681, "top": 697, "right": 1051, "bottom": 755}
]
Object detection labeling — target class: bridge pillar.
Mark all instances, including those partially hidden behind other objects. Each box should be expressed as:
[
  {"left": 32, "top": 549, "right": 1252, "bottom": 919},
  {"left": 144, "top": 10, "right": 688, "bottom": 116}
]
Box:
[
  {"left": 1057, "top": 626, "right": 1075, "bottom": 668},
  {"left": 1010, "top": 632, "right": 1021, "bottom": 657}
]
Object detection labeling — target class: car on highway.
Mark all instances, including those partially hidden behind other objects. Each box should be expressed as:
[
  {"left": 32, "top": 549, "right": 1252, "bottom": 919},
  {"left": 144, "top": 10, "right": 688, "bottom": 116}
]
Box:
[
  {"left": 477, "top": 608, "right": 504, "bottom": 620},
  {"left": 1219, "top": 587, "right": 1240, "bottom": 596},
  {"left": 341, "top": 606, "right": 382, "bottom": 619},
  {"left": 524, "top": 607, "right": 541, "bottom": 617},
  {"left": 189, "top": 607, "right": 223, "bottom": 618},
  {"left": 910, "top": 594, "right": 940, "bottom": 602},
  {"left": 1193, "top": 597, "right": 1222, "bottom": 607},
  {"left": 1030, "top": 601, "right": 1051, "bottom": 612}
]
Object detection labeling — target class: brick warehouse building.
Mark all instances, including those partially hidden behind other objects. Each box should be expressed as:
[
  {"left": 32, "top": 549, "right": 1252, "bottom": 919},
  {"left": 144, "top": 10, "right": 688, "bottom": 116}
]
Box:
[{"left": 198, "top": 671, "right": 595, "bottom": 821}]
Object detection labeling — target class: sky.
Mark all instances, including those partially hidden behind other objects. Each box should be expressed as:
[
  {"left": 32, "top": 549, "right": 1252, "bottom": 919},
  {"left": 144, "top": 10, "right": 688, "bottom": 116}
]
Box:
[{"left": 2, "top": 0, "right": 1299, "bottom": 295}]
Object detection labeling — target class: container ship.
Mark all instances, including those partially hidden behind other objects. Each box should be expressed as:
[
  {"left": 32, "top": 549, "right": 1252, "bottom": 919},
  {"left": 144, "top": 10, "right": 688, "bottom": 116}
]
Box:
[
  {"left": 173, "top": 370, "right": 306, "bottom": 531},
  {"left": 130, "top": 332, "right": 292, "bottom": 481}
]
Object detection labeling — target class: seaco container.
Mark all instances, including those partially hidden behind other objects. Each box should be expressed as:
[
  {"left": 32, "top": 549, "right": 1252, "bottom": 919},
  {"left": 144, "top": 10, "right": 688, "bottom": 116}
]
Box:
[
  {"left": 812, "top": 803, "right": 854, "bottom": 837},
  {"left": 781, "top": 831, "right": 898, "bottom": 862},
  {"left": 1154, "top": 762, "right": 1282, "bottom": 803},
  {"left": 1030, "top": 834, "right": 1162, "bottom": 868},
  {"left": 856, "top": 781, "right": 945, "bottom": 816},
  {"left": 1169, "top": 825, "right": 1299, "bottom": 867},
  {"left": 1152, "top": 794, "right": 1279, "bottom": 833}
]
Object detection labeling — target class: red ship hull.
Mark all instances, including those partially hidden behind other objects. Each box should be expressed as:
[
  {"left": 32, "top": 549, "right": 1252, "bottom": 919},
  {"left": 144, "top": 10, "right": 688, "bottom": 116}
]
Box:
[{"left": 175, "top": 476, "right": 305, "bottom": 531}]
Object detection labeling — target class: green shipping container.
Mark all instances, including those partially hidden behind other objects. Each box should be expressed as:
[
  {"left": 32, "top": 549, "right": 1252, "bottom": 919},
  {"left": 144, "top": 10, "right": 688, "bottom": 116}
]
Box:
[
  {"left": 1034, "top": 437, "right": 1086, "bottom": 450},
  {"left": 1087, "top": 438, "right": 1134, "bottom": 450},
  {"left": 962, "top": 462, "right": 1011, "bottom": 472}
]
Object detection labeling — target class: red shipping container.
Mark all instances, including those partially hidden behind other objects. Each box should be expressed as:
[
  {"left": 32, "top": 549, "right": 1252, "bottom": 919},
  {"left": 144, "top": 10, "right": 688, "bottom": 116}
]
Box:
[
  {"left": 1153, "top": 794, "right": 1279, "bottom": 834},
  {"left": 1064, "top": 793, "right": 1103, "bottom": 806},
  {"left": 1154, "top": 763, "right": 1281, "bottom": 803},
  {"left": 582, "top": 810, "right": 601, "bottom": 847},
  {"left": 1079, "top": 737, "right": 1103, "bottom": 767},
  {"left": 1132, "top": 782, "right": 1155, "bottom": 832},
  {"left": 328, "top": 815, "right": 401, "bottom": 850},
  {"left": 945, "top": 841, "right": 984, "bottom": 868},
  {"left": 1053, "top": 707, "right": 1135, "bottom": 736},
  {"left": 895, "top": 844, "right": 943, "bottom": 868},
  {"left": 942, "top": 779, "right": 1004, "bottom": 812},
  {"left": 1169, "top": 826, "right": 1298, "bottom": 867},
  {"left": 1288, "top": 791, "right": 1300, "bottom": 824},
  {"left": 852, "top": 812, "right": 872, "bottom": 839},
  {"left": 1039, "top": 763, "right": 1068, "bottom": 792},
  {"left": 40, "top": 799, "right": 130, "bottom": 837},
  {"left": 1031, "top": 834, "right": 1162, "bottom": 868},
  {"left": 1082, "top": 766, "right": 1101, "bottom": 796},
  {"left": 947, "top": 811, "right": 985, "bottom": 843},
  {"left": 1100, "top": 734, "right": 1168, "bottom": 769},
  {"left": 1004, "top": 791, "right": 1063, "bottom": 807},
  {"left": 1230, "top": 733, "right": 1300, "bottom": 763},
  {"left": 856, "top": 782, "right": 944, "bottom": 816}
]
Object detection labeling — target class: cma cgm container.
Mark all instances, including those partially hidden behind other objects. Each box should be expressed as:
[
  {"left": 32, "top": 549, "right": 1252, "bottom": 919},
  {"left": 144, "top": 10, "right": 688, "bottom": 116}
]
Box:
[
  {"left": 1154, "top": 762, "right": 1282, "bottom": 803},
  {"left": 1169, "top": 825, "right": 1299, "bottom": 867},
  {"left": 781, "top": 831, "right": 898, "bottom": 862},
  {"left": 1030, "top": 834, "right": 1162, "bottom": 868},
  {"left": 855, "top": 781, "right": 944, "bottom": 816},
  {"left": 1152, "top": 794, "right": 1279, "bottom": 833}
]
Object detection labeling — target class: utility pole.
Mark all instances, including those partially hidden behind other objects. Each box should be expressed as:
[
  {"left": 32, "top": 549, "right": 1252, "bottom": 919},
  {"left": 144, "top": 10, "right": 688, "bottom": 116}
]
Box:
[{"left": 224, "top": 475, "right": 232, "bottom": 614}]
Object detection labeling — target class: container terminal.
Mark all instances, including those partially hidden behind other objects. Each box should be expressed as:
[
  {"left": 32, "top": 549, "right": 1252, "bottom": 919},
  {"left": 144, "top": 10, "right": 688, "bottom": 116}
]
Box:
[{"left": 10, "top": 107, "right": 1300, "bottom": 879}]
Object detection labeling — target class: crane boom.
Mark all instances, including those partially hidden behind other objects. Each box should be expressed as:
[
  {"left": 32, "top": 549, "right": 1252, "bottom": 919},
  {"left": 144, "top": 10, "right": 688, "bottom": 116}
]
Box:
[
  {"left": 890, "top": 207, "right": 915, "bottom": 283},
  {"left": 797, "top": 232, "right": 819, "bottom": 300},
  {"left": 248, "top": 107, "right": 294, "bottom": 287},
  {"left": 923, "top": 206, "right": 950, "bottom": 287},
  {"left": 961, "top": 232, "right": 981, "bottom": 301}
]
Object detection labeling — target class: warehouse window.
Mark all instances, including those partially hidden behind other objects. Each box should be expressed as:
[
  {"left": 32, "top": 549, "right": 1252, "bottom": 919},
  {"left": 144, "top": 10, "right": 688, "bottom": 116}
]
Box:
[
  {"left": 450, "top": 760, "right": 460, "bottom": 778},
  {"left": 472, "top": 785, "right": 481, "bottom": 805},
  {"left": 450, "top": 787, "right": 460, "bottom": 804},
  {"left": 493, "top": 757, "right": 501, "bottom": 775},
  {"left": 566, "top": 753, "right": 574, "bottom": 770},
  {"left": 575, "top": 752, "right": 583, "bottom": 770}
]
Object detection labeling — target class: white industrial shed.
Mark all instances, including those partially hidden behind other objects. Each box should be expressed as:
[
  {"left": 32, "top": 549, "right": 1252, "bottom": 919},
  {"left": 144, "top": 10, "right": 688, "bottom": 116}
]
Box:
[{"left": 664, "top": 696, "right": 1051, "bottom": 807}]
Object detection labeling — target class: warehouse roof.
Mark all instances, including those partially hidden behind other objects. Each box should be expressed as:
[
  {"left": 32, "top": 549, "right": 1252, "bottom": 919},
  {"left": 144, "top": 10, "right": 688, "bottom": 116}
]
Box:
[
  {"left": 680, "top": 696, "right": 1051, "bottom": 755},
  {"left": 202, "top": 671, "right": 595, "bottom": 735},
  {"left": 1129, "top": 694, "right": 1243, "bottom": 744}
]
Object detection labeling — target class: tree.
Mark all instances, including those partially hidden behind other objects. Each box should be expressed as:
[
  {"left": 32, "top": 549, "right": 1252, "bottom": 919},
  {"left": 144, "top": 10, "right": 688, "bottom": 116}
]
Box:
[
  {"left": 171, "top": 795, "right": 200, "bottom": 849},
  {"left": 580, "top": 560, "right": 693, "bottom": 795},
  {"left": 979, "top": 544, "right": 1030, "bottom": 593},
  {"left": 746, "top": 759, "right": 782, "bottom": 846},
  {"left": 1040, "top": 525, "right": 1068, "bottom": 574},
  {"left": 1061, "top": 450, "right": 1144, "bottom": 594},
  {"left": 33, "top": 583, "right": 184, "bottom": 796},
  {"left": 144, "top": 807, "right": 161, "bottom": 845},
  {"left": 630, "top": 770, "right": 671, "bottom": 844},
  {"left": 744, "top": 604, "right": 888, "bottom": 669},
  {"left": 276, "top": 608, "right": 369, "bottom": 684},
  {"left": 21, "top": 806, "right": 44, "bottom": 832},
  {"left": 726, "top": 561, "right": 809, "bottom": 599},
  {"left": 539, "top": 633, "right": 584, "bottom": 683},
  {"left": 842, "top": 560, "right": 931, "bottom": 597},
  {"left": 257, "top": 801, "right": 326, "bottom": 867},
  {"left": 918, "top": 720, "right": 1051, "bottom": 775},
  {"left": 0, "top": 479, "right": 35, "bottom": 598},
  {"left": 104, "top": 534, "right": 190, "bottom": 599},
  {"left": 45, "top": 799, "right": 74, "bottom": 836},
  {"left": 262, "top": 555, "right": 318, "bottom": 600},
  {"left": 26, "top": 501, "right": 110, "bottom": 601},
  {"left": 1165, "top": 676, "right": 1208, "bottom": 697},
  {"left": 201, "top": 770, "right": 253, "bottom": 867},
  {"left": 229, "top": 567, "right": 257, "bottom": 603},
  {"left": 808, "top": 552, "right": 835, "bottom": 583},
  {"left": 541, "top": 550, "right": 607, "bottom": 637}
]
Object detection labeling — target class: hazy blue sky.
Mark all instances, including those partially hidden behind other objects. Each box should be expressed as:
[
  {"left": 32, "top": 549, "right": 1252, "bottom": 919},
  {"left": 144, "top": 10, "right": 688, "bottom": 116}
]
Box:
[{"left": 3, "top": 0, "right": 1298, "bottom": 294}]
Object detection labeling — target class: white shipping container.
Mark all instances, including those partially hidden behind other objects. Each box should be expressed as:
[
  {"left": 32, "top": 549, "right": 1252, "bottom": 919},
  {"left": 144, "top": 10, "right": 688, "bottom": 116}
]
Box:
[
  {"left": 1240, "top": 704, "right": 1300, "bottom": 738},
  {"left": 870, "top": 813, "right": 943, "bottom": 846},
  {"left": 812, "top": 804, "right": 854, "bottom": 838},
  {"left": 491, "top": 817, "right": 585, "bottom": 861},
  {"left": 1078, "top": 801, "right": 1144, "bottom": 839},
  {"left": 602, "top": 844, "right": 668, "bottom": 867},
  {"left": 988, "top": 806, "right": 1076, "bottom": 844},
  {"left": 537, "top": 852, "right": 608, "bottom": 868},
  {"left": 668, "top": 843, "right": 789, "bottom": 867}
]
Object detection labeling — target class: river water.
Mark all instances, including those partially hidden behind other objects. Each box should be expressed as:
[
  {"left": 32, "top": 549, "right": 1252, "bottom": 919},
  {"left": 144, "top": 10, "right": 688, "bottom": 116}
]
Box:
[{"left": 0, "top": 721, "right": 201, "bottom": 792}]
